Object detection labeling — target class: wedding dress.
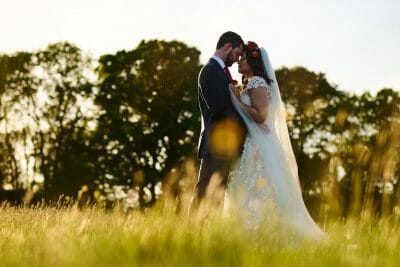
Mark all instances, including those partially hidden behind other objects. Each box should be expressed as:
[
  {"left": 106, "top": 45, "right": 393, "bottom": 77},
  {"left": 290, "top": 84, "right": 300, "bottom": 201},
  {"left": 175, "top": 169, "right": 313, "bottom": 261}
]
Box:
[{"left": 225, "top": 48, "right": 324, "bottom": 240}]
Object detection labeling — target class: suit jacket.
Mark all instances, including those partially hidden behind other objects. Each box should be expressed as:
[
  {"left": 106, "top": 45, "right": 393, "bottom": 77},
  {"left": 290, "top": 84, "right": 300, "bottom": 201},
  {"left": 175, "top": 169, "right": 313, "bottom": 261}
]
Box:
[{"left": 197, "top": 58, "right": 246, "bottom": 158}]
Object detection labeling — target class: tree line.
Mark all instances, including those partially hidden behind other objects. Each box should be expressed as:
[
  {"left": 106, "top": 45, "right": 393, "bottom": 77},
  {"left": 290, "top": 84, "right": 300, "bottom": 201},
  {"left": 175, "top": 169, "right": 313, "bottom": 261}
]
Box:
[{"left": 0, "top": 40, "right": 399, "bottom": 219}]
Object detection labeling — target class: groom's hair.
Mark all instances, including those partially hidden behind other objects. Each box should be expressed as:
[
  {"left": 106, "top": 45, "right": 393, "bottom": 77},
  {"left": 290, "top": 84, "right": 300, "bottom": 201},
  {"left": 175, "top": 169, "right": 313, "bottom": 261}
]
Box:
[{"left": 216, "top": 31, "right": 244, "bottom": 49}]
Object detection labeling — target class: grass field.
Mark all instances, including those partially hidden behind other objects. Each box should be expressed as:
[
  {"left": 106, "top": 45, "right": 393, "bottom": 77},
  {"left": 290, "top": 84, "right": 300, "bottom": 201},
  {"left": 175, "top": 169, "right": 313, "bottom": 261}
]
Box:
[{"left": 0, "top": 204, "right": 399, "bottom": 267}]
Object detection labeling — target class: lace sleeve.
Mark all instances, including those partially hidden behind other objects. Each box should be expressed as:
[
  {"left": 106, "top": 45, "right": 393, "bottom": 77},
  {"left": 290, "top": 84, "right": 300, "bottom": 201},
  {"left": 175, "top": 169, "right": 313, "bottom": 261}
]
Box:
[
  {"left": 247, "top": 76, "right": 272, "bottom": 102},
  {"left": 247, "top": 76, "right": 268, "bottom": 89}
]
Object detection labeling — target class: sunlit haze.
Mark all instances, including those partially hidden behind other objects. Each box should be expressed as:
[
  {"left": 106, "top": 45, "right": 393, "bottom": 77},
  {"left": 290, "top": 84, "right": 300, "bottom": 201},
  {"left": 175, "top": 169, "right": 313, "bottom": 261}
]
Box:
[{"left": 1, "top": 0, "right": 399, "bottom": 94}]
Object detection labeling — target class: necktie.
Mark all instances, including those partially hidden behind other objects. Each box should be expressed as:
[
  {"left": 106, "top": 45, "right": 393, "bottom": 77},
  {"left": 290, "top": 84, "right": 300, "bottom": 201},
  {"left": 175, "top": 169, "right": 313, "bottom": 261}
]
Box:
[{"left": 223, "top": 66, "right": 234, "bottom": 84}]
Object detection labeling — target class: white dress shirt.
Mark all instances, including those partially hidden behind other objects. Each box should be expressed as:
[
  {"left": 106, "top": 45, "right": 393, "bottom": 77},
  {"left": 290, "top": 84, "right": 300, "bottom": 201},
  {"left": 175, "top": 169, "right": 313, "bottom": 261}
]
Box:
[{"left": 211, "top": 55, "right": 225, "bottom": 70}]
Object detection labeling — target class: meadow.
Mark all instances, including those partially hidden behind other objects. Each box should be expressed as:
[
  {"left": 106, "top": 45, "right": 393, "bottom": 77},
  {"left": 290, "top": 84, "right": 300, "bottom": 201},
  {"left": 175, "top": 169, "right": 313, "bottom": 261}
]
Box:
[{"left": 1, "top": 203, "right": 399, "bottom": 267}]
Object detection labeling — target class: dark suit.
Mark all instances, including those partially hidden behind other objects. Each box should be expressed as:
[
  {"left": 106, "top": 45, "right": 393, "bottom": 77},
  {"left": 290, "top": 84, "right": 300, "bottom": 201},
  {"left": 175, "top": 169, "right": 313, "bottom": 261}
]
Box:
[{"left": 192, "top": 58, "right": 246, "bottom": 208}]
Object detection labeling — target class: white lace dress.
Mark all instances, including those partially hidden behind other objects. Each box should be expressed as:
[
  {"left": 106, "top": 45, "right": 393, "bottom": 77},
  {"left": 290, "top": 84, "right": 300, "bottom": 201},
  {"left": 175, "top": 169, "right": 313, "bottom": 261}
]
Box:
[
  {"left": 225, "top": 76, "right": 275, "bottom": 226},
  {"left": 225, "top": 76, "right": 325, "bottom": 239}
]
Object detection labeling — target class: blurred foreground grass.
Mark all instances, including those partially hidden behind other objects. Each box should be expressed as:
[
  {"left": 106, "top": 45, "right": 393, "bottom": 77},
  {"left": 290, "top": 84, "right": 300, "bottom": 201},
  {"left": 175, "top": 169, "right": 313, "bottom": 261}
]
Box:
[{"left": 0, "top": 204, "right": 399, "bottom": 267}]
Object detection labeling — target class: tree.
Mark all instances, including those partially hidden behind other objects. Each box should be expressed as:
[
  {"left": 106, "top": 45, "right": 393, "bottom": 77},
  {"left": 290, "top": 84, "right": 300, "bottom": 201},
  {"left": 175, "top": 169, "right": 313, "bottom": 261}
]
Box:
[
  {"left": 93, "top": 40, "right": 201, "bottom": 209},
  {"left": 0, "top": 43, "right": 97, "bottom": 202},
  {"left": 0, "top": 51, "right": 36, "bottom": 195}
]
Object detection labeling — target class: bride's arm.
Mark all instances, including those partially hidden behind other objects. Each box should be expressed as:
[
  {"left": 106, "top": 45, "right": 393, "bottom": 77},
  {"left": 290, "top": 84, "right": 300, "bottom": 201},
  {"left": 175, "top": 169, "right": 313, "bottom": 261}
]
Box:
[{"left": 237, "top": 87, "right": 269, "bottom": 123}]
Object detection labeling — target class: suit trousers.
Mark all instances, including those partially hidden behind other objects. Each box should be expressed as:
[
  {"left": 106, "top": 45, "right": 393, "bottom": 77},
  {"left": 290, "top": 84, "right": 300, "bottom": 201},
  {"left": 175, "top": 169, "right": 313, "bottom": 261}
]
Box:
[{"left": 191, "top": 154, "right": 234, "bottom": 210}]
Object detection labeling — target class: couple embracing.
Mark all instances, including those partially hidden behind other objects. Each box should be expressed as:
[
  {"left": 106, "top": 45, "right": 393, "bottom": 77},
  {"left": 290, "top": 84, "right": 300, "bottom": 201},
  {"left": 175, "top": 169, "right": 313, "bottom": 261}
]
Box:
[{"left": 190, "top": 31, "right": 324, "bottom": 240}]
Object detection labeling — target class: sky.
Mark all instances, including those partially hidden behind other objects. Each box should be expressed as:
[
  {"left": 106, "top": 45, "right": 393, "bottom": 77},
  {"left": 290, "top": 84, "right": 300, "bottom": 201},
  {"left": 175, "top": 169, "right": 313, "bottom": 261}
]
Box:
[{"left": 1, "top": 0, "right": 399, "bottom": 95}]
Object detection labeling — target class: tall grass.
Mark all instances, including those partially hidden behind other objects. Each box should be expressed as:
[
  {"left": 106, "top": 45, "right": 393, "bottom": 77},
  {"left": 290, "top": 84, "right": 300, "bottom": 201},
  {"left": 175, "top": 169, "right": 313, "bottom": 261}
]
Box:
[{"left": 1, "top": 203, "right": 399, "bottom": 267}]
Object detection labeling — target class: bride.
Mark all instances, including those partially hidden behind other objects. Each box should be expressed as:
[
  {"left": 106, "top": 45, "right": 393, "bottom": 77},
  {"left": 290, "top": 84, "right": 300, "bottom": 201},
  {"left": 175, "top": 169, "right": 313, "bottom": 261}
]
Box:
[{"left": 225, "top": 41, "right": 324, "bottom": 239}]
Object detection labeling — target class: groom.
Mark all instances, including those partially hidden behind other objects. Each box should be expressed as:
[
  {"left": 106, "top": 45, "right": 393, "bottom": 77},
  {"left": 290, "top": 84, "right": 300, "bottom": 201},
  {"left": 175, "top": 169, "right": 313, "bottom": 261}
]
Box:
[{"left": 190, "top": 31, "right": 247, "bottom": 212}]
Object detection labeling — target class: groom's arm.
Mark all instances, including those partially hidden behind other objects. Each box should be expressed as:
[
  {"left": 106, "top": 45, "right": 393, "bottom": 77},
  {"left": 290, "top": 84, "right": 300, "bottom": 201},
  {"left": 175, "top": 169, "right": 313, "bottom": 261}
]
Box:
[{"left": 199, "top": 65, "right": 229, "bottom": 114}]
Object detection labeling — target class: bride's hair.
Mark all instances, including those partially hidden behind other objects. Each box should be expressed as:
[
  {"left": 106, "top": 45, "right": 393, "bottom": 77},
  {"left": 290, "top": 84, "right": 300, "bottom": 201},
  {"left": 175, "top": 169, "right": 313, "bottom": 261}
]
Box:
[{"left": 242, "top": 41, "right": 272, "bottom": 86}]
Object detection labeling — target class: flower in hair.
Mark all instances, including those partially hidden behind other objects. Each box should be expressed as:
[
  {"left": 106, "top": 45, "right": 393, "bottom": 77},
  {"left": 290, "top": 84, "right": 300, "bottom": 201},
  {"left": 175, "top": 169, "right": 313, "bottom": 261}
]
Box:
[
  {"left": 247, "top": 41, "right": 259, "bottom": 50},
  {"left": 246, "top": 41, "right": 260, "bottom": 58}
]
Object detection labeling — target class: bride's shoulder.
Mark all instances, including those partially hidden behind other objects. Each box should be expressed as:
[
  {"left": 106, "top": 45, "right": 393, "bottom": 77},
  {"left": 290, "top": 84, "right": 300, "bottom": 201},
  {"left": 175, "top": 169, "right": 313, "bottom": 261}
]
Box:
[
  {"left": 247, "top": 76, "right": 268, "bottom": 89},
  {"left": 251, "top": 76, "right": 267, "bottom": 83}
]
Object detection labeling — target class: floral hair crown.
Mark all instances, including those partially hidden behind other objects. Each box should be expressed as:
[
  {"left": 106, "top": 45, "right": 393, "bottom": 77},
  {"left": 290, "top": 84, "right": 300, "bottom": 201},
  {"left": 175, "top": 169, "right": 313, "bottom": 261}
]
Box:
[{"left": 246, "top": 41, "right": 260, "bottom": 58}]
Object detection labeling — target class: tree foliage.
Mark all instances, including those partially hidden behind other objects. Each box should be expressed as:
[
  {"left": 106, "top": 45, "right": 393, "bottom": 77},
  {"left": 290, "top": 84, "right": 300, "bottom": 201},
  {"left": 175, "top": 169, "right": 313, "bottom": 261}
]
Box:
[{"left": 0, "top": 41, "right": 398, "bottom": 218}]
